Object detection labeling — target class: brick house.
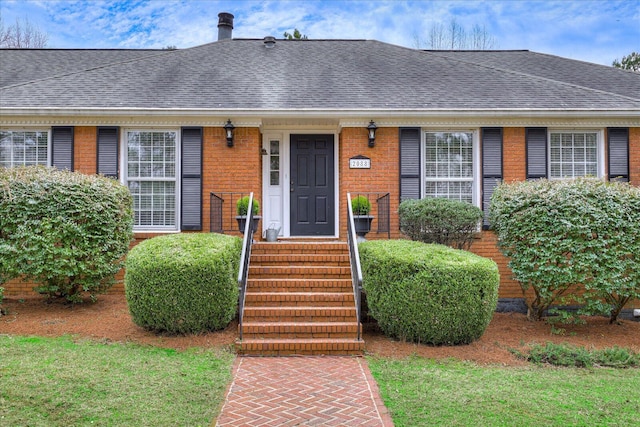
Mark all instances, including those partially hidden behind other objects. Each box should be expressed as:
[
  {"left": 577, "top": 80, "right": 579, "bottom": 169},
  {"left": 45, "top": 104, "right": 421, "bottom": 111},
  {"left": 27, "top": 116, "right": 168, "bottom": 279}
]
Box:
[{"left": 2, "top": 15, "right": 639, "bottom": 314}]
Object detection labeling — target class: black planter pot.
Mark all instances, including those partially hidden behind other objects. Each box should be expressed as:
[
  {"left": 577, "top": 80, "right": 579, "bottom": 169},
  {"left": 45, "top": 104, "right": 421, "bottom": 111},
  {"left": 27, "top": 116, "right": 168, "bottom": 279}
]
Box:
[
  {"left": 353, "top": 215, "right": 374, "bottom": 241},
  {"left": 236, "top": 215, "right": 261, "bottom": 234}
]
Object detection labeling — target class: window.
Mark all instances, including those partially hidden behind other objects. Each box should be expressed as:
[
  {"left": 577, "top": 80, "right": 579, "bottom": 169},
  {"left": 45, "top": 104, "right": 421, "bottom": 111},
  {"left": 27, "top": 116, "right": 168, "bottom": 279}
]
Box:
[
  {"left": 424, "top": 131, "right": 475, "bottom": 204},
  {"left": 269, "top": 140, "right": 280, "bottom": 185},
  {"left": 125, "top": 130, "right": 178, "bottom": 230},
  {"left": 0, "top": 130, "right": 49, "bottom": 168},
  {"left": 549, "top": 131, "right": 599, "bottom": 178}
]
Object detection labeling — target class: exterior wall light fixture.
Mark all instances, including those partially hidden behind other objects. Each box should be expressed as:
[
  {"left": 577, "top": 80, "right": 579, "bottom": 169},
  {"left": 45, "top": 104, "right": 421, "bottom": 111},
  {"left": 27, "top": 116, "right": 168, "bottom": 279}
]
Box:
[
  {"left": 224, "top": 119, "right": 235, "bottom": 147},
  {"left": 367, "top": 120, "right": 378, "bottom": 147}
]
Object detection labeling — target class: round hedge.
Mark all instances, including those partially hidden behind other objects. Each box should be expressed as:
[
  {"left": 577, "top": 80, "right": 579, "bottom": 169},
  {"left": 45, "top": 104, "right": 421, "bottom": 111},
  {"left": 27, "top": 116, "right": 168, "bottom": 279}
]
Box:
[
  {"left": 360, "top": 240, "right": 499, "bottom": 345},
  {"left": 0, "top": 166, "right": 133, "bottom": 302},
  {"left": 125, "top": 233, "right": 241, "bottom": 334}
]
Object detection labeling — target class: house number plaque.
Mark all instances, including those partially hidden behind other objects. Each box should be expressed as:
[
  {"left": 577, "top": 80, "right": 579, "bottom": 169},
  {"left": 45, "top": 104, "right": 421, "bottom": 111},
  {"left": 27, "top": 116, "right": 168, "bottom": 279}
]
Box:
[{"left": 349, "top": 155, "right": 371, "bottom": 169}]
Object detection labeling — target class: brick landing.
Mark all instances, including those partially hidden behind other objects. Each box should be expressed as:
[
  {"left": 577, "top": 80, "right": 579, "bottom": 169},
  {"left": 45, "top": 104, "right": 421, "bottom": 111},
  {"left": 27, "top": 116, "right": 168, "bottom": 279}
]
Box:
[{"left": 213, "top": 356, "right": 393, "bottom": 426}]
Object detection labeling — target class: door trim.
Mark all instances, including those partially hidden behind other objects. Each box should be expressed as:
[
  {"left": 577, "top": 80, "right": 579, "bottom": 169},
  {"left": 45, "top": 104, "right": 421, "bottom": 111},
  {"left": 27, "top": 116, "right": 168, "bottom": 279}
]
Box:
[{"left": 263, "top": 130, "right": 339, "bottom": 238}]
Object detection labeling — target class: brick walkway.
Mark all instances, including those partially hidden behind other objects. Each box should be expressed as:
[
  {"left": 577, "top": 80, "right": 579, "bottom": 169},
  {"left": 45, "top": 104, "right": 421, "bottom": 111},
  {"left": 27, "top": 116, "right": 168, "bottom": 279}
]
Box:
[{"left": 213, "top": 356, "right": 394, "bottom": 426}]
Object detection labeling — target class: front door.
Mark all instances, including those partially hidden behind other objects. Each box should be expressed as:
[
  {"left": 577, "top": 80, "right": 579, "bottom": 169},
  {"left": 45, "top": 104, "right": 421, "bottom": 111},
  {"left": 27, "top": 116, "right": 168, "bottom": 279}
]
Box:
[{"left": 290, "top": 134, "right": 335, "bottom": 236}]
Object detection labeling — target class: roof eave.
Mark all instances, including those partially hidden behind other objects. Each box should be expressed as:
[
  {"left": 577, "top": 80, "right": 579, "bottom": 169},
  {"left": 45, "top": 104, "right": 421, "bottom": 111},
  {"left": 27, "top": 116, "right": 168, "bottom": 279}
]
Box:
[{"left": 1, "top": 107, "right": 640, "bottom": 118}]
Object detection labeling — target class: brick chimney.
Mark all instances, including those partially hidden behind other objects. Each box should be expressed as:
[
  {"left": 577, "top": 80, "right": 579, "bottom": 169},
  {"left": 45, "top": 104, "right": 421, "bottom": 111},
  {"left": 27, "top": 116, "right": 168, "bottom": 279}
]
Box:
[{"left": 217, "top": 12, "right": 234, "bottom": 40}]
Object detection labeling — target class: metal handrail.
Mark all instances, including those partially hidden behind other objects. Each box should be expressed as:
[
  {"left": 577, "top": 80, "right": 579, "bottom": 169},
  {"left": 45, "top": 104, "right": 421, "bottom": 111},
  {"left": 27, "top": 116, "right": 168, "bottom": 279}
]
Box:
[
  {"left": 237, "top": 192, "right": 256, "bottom": 341},
  {"left": 346, "top": 192, "right": 363, "bottom": 341}
]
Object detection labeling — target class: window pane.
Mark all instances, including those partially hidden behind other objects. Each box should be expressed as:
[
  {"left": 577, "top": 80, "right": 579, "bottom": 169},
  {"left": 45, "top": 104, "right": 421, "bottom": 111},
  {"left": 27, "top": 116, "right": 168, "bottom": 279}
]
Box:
[
  {"left": 270, "top": 140, "right": 279, "bottom": 155},
  {"left": 126, "top": 131, "right": 177, "bottom": 228},
  {"left": 424, "top": 131, "right": 474, "bottom": 204},
  {"left": 549, "top": 132, "right": 598, "bottom": 179},
  {"left": 0, "top": 130, "right": 48, "bottom": 167}
]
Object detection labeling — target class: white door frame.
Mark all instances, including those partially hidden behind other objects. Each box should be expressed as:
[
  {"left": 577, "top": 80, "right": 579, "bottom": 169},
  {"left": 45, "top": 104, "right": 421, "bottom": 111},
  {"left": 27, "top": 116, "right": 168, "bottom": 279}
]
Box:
[{"left": 262, "top": 129, "right": 340, "bottom": 238}]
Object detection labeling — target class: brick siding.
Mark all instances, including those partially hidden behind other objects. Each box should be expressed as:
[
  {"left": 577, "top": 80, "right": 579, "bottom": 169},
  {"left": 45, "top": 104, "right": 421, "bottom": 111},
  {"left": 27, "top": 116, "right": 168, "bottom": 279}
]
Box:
[{"left": 2, "top": 125, "right": 638, "bottom": 310}]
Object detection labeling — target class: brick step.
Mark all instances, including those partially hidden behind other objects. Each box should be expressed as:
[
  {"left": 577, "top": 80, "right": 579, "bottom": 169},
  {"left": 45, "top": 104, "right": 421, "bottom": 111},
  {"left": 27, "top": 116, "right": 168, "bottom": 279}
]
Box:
[
  {"left": 240, "top": 322, "right": 361, "bottom": 338},
  {"left": 236, "top": 338, "right": 365, "bottom": 356},
  {"left": 251, "top": 242, "right": 348, "bottom": 255},
  {"left": 242, "top": 306, "right": 357, "bottom": 322},
  {"left": 247, "top": 278, "right": 353, "bottom": 292},
  {"left": 244, "top": 292, "right": 354, "bottom": 307},
  {"left": 250, "top": 253, "right": 350, "bottom": 266},
  {"left": 248, "top": 265, "right": 351, "bottom": 279}
]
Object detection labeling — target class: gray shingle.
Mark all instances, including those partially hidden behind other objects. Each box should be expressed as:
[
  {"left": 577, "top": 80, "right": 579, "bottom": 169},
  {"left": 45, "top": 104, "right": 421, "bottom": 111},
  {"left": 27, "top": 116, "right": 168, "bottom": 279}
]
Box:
[{"left": 1, "top": 40, "right": 639, "bottom": 111}]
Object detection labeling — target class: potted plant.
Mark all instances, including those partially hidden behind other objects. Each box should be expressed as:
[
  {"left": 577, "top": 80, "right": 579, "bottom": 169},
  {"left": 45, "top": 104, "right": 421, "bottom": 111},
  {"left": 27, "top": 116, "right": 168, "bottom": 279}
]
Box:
[
  {"left": 351, "top": 195, "right": 374, "bottom": 241},
  {"left": 236, "top": 196, "right": 261, "bottom": 233}
]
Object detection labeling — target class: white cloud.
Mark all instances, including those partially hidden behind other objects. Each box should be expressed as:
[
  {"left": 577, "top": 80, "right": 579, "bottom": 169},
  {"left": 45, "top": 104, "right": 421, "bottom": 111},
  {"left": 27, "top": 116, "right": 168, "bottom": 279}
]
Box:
[{"left": 1, "top": 0, "right": 637, "bottom": 65}]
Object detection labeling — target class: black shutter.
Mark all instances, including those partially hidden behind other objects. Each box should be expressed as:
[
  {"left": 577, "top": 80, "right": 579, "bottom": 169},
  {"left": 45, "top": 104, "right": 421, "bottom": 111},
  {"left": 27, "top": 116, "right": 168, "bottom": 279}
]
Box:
[
  {"left": 399, "top": 128, "right": 421, "bottom": 202},
  {"left": 181, "top": 127, "right": 203, "bottom": 231},
  {"left": 97, "top": 127, "right": 119, "bottom": 178},
  {"left": 481, "top": 128, "right": 502, "bottom": 228},
  {"left": 51, "top": 126, "right": 74, "bottom": 170},
  {"left": 607, "top": 128, "right": 629, "bottom": 182},
  {"left": 526, "top": 127, "right": 547, "bottom": 179}
]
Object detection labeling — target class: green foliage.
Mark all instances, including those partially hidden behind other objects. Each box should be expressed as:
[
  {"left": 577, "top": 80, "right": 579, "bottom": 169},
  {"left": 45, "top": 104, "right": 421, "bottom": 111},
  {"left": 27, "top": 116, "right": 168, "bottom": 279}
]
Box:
[
  {"left": 517, "top": 343, "right": 640, "bottom": 368},
  {"left": 351, "top": 195, "right": 371, "bottom": 215},
  {"left": 490, "top": 178, "right": 640, "bottom": 322},
  {"left": 612, "top": 51, "right": 640, "bottom": 72},
  {"left": 399, "top": 197, "right": 482, "bottom": 250},
  {"left": 360, "top": 240, "right": 499, "bottom": 345},
  {"left": 125, "top": 233, "right": 241, "bottom": 334},
  {"left": 283, "top": 29, "right": 308, "bottom": 40},
  {"left": 236, "top": 196, "right": 259, "bottom": 216},
  {"left": 0, "top": 166, "right": 133, "bottom": 302}
]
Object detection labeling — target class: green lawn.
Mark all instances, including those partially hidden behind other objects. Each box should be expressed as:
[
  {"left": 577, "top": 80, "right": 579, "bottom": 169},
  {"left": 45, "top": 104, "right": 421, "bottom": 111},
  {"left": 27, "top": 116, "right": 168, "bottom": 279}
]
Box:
[
  {"left": 3, "top": 335, "right": 639, "bottom": 427},
  {"left": 368, "top": 356, "right": 640, "bottom": 427},
  {"left": 0, "top": 335, "right": 234, "bottom": 426}
]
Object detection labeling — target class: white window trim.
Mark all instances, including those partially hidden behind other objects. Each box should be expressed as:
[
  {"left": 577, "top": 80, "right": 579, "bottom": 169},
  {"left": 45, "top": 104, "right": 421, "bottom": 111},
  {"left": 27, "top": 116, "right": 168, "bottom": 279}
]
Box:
[
  {"left": 121, "top": 128, "right": 181, "bottom": 232},
  {"left": 0, "top": 128, "right": 51, "bottom": 168},
  {"left": 421, "top": 129, "right": 481, "bottom": 207},
  {"left": 547, "top": 129, "right": 605, "bottom": 179}
]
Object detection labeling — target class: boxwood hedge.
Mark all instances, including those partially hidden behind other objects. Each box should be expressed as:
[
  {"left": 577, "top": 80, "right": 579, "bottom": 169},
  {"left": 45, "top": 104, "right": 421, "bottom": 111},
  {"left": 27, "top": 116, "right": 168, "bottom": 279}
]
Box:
[
  {"left": 125, "top": 233, "right": 241, "bottom": 334},
  {"left": 359, "top": 240, "right": 499, "bottom": 345},
  {"left": 398, "top": 197, "right": 482, "bottom": 250}
]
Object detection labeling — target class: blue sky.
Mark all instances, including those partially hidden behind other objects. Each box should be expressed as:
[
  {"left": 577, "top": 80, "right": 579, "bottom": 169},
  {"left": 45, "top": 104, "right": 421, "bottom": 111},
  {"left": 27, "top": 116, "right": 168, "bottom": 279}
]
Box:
[{"left": 1, "top": 0, "right": 638, "bottom": 65}]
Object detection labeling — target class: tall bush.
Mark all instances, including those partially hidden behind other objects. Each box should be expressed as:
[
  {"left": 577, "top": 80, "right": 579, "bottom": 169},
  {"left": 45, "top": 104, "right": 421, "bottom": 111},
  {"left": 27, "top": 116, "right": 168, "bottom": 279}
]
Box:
[
  {"left": 0, "top": 166, "right": 133, "bottom": 302},
  {"left": 490, "top": 178, "right": 640, "bottom": 322},
  {"left": 125, "top": 233, "right": 241, "bottom": 334},
  {"left": 360, "top": 240, "right": 499, "bottom": 345},
  {"left": 399, "top": 197, "right": 482, "bottom": 250}
]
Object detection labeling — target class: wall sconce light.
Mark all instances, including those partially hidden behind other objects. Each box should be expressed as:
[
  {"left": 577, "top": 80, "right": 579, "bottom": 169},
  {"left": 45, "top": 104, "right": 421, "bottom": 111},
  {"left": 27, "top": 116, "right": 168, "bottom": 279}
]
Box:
[
  {"left": 224, "top": 119, "right": 235, "bottom": 147},
  {"left": 367, "top": 120, "right": 378, "bottom": 147}
]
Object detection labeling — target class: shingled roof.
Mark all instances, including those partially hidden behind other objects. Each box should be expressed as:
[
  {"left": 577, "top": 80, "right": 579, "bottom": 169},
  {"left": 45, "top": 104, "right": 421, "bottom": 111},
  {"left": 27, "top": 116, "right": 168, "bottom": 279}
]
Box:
[{"left": 1, "top": 39, "right": 639, "bottom": 113}]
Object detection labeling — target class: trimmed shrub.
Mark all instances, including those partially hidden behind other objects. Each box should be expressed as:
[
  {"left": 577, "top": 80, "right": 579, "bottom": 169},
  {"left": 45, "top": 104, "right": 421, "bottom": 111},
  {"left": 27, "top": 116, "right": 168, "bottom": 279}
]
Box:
[
  {"left": 399, "top": 197, "right": 482, "bottom": 250},
  {"left": 490, "top": 178, "right": 640, "bottom": 323},
  {"left": 351, "top": 195, "right": 371, "bottom": 215},
  {"left": 125, "top": 233, "right": 241, "bottom": 334},
  {"left": 236, "top": 196, "right": 259, "bottom": 216},
  {"left": 360, "top": 240, "right": 499, "bottom": 345},
  {"left": 0, "top": 166, "right": 133, "bottom": 302}
]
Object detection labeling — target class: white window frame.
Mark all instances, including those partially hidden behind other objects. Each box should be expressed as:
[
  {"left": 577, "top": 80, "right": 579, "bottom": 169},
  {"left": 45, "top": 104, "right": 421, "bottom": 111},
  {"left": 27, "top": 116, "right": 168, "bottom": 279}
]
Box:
[
  {"left": 121, "top": 128, "right": 181, "bottom": 232},
  {"left": 548, "top": 129, "right": 605, "bottom": 179},
  {"left": 421, "top": 129, "right": 481, "bottom": 207},
  {"left": 0, "top": 128, "right": 51, "bottom": 168}
]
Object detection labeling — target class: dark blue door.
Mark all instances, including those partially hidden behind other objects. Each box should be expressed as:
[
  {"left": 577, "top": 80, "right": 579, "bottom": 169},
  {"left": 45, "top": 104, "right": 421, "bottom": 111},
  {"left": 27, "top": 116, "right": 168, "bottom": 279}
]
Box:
[{"left": 290, "top": 134, "right": 335, "bottom": 236}]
